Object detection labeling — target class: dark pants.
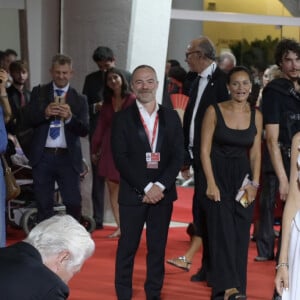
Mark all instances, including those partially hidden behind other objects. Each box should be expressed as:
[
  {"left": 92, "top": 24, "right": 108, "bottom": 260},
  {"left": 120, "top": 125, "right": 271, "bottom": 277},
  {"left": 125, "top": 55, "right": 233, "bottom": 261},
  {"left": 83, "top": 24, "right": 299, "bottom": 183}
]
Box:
[
  {"left": 256, "top": 172, "right": 278, "bottom": 258},
  {"left": 32, "top": 151, "right": 81, "bottom": 221},
  {"left": 115, "top": 202, "right": 173, "bottom": 300},
  {"left": 91, "top": 162, "right": 105, "bottom": 226},
  {"left": 192, "top": 166, "right": 209, "bottom": 278}
]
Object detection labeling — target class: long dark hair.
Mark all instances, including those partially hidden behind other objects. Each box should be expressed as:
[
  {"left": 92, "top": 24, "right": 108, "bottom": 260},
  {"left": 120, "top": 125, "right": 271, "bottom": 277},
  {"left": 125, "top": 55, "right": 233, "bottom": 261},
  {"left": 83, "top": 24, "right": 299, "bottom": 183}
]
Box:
[{"left": 103, "top": 68, "right": 130, "bottom": 102}]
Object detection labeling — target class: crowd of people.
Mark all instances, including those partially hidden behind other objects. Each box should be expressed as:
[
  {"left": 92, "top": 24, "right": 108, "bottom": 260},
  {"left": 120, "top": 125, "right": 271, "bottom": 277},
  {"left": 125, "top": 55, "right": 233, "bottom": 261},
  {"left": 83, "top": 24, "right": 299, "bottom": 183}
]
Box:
[
  {"left": 164, "top": 37, "right": 300, "bottom": 300},
  {"left": 0, "top": 36, "right": 300, "bottom": 300}
]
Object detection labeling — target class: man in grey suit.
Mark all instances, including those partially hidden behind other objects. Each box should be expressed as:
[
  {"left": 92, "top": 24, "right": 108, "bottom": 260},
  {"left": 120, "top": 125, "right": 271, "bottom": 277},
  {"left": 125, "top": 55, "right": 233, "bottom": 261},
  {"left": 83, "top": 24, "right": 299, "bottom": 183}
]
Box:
[
  {"left": 26, "top": 54, "right": 89, "bottom": 221},
  {"left": 112, "top": 65, "right": 184, "bottom": 300}
]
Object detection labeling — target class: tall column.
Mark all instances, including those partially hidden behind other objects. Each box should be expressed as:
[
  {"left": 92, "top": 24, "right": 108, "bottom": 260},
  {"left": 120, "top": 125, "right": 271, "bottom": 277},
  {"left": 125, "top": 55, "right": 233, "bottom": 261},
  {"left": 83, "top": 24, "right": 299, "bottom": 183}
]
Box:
[
  {"left": 26, "top": 0, "right": 60, "bottom": 88},
  {"left": 62, "top": 0, "right": 132, "bottom": 92},
  {"left": 63, "top": 0, "right": 172, "bottom": 102},
  {"left": 127, "top": 0, "right": 172, "bottom": 102}
]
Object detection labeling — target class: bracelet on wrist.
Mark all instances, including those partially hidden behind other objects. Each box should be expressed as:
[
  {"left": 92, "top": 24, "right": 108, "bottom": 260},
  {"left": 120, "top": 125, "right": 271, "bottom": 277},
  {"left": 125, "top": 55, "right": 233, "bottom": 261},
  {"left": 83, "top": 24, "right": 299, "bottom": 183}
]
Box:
[
  {"left": 251, "top": 181, "right": 260, "bottom": 189},
  {"left": 276, "top": 262, "right": 289, "bottom": 270}
]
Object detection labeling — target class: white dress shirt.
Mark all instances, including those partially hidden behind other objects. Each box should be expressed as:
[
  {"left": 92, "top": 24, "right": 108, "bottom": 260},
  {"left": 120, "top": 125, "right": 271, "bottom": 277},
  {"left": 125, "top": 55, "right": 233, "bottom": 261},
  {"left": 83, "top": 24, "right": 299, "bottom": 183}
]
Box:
[
  {"left": 136, "top": 100, "right": 165, "bottom": 193},
  {"left": 189, "top": 62, "right": 217, "bottom": 158}
]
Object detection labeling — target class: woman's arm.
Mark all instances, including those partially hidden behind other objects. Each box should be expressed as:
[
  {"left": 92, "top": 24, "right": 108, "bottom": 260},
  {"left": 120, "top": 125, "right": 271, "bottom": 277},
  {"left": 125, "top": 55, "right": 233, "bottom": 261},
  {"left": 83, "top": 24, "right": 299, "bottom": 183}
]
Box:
[
  {"left": 200, "top": 105, "right": 220, "bottom": 201},
  {"left": 246, "top": 109, "right": 263, "bottom": 203},
  {"left": 91, "top": 103, "right": 110, "bottom": 164},
  {"left": 0, "top": 69, "right": 11, "bottom": 123},
  {"left": 275, "top": 132, "right": 300, "bottom": 295}
]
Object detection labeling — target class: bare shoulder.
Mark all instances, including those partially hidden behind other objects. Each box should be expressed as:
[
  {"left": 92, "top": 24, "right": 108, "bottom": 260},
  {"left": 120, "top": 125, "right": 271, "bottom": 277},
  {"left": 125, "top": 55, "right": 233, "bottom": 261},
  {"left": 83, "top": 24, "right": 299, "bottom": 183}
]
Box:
[
  {"left": 254, "top": 108, "right": 262, "bottom": 121},
  {"left": 205, "top": 104, "right": 217, "bottom": 116},
  {"left": 292, "top": 132, "right": 300, "bottom": 148}
]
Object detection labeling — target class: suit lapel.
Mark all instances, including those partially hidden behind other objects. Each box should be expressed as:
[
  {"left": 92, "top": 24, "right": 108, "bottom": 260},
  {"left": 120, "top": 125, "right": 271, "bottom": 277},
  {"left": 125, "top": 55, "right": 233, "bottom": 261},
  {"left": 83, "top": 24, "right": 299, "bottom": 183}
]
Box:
[
  {"left": 65, "top": 87, "right": 74, "bottom": 105},
  {"left": 198, "top": 68, "right": 222, "bottom": 112},
  {"left": 183, "top": 76, "right": 200, "bottom": 130},
  {"left": 155, "top": 106, "right": 165, "bottom": 153},
  {"left": 132, "top": 104, "right": 152, "bottom": 152}
]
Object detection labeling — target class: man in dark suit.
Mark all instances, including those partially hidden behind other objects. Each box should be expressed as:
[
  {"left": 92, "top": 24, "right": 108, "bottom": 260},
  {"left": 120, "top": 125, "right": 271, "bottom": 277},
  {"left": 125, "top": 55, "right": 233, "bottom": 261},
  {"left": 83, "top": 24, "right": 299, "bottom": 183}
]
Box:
[
  {"left": 6, "top": 60, "right": 31, "bottom": 135},
  {"left": 181, "top": 37, "right": 229, "bottom": 282},
  {"left": 82, "top": 46, "right": 131, "bottom": 229},
  {"left": 26, "top": 54, "right": 89, "bottom": 221},
  {"left": 0, "top": 214, "right": 95, "bottom": 299},
  {"left": 112, "top": 65, "right": 184, "bottom": 300}
]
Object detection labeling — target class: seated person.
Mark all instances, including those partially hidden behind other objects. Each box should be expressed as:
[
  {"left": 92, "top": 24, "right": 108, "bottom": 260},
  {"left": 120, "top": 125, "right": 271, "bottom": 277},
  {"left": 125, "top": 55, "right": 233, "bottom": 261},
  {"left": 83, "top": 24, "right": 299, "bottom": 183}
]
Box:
[{"left": 0, "top": 214, "right": 95, "bottom": 299}]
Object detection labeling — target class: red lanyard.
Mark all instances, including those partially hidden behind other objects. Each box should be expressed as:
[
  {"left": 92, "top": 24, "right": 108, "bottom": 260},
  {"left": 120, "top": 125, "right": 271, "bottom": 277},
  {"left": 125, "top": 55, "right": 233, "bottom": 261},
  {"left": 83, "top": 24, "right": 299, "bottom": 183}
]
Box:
[{"left": 139, "top": 113, "right": 159, "bottom": 150}]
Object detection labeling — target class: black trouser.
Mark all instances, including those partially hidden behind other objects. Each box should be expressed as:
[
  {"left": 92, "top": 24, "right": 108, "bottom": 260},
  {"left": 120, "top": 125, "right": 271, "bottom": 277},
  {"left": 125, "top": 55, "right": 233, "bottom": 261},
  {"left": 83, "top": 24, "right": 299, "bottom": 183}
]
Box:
[
  {"left": 115, "top": 203, "right": 173, "bottom": 300},
  {"left": 256, "top": 172, "right": 278, "bottom": 258}
]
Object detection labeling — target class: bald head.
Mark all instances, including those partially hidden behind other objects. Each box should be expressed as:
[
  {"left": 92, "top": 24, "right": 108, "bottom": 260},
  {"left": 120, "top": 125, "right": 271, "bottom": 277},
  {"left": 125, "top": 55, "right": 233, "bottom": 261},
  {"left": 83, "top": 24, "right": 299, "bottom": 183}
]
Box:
[
  {"left": 187, "top": 37, "right": 216, "bottom": 60},
  {"left": 185, "top": 36, "right": 216, "bottom": 73}
]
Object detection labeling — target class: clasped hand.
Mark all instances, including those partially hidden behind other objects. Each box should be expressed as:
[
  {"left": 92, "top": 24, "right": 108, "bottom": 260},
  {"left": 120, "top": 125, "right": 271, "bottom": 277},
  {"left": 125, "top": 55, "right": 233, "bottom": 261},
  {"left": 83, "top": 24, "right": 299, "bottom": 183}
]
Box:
[
  {"left": 45, "top": 102, "right": 72, "bottom": 120},
  {"left": 142, "top": 184, "right": 164, "bottom": 204},
  {"left": 91, "top": 153, "right": 100, "bottom": 165}
]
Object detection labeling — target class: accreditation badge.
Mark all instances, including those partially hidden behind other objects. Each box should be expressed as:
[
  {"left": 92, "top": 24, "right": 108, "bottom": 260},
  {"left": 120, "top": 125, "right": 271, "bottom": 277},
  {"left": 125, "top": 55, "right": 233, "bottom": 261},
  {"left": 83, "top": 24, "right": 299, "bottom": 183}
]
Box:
[{"left": 146, "top": 152, "right": 160, "bottom": 169}]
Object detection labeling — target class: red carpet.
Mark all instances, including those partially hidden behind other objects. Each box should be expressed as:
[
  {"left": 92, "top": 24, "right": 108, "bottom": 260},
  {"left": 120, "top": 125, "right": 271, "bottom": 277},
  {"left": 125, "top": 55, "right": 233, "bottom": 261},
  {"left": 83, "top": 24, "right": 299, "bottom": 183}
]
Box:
[
  {"left": 67, "top": 227, "right": 276, "bottom": 300},
  {"left": 6, "top": 186, "right": 277, "bottom": 299},
  {"left": 172, "top": 186, "right": 193, "bottom": 223}
]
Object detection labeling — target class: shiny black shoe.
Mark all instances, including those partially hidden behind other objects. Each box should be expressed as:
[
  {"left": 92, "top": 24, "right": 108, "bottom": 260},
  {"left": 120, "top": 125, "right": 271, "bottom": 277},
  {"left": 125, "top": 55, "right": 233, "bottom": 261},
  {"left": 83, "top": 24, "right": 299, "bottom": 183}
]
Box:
[
  {"left": 254, "top": 255, "right": 274, "bottom": 262},
  {"left": 190, "top": 268, "right": 206, "bottom": 282},
  {"left": 95, "top": 223, "right": 103, "bottom": 230},
  {"left": 147, "top": 296, "right": 161, "bottom": 300}
]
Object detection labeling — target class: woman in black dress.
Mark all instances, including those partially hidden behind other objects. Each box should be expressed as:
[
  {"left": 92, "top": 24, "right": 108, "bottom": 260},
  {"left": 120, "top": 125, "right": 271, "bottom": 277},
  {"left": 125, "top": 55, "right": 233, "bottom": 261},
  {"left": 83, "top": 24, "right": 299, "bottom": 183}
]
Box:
[{"left": 200, "top": 66, "right": 262, "bottom": 300}]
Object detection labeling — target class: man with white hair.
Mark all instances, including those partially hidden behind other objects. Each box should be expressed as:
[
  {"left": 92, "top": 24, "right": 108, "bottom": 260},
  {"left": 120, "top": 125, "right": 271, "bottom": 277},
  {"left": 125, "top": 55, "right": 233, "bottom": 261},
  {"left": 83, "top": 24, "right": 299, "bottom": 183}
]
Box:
[
  {"left": 217, "top": 51, "right": 236, "bottom": 73},
  {"left": 0, "top": 214, "right": 95, "bottom": 299}
]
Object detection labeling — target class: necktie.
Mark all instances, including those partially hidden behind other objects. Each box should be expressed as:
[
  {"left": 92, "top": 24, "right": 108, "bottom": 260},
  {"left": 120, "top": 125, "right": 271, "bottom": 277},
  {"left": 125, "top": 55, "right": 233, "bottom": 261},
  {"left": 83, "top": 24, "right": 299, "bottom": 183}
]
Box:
[
  {"left": 20, "top": 90, "right": 26, "bottom": 107},
  {"left": 55, "top": 89, "right": 64, "bottom": 97},
  {"left": 49, "top": 89, "right": 64, "bottom": 139}
]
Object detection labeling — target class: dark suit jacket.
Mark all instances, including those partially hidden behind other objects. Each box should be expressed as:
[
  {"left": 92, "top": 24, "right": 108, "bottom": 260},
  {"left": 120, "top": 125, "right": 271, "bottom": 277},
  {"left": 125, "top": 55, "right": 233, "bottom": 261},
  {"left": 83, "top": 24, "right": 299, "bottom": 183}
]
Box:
[
  {"left": 0, "top": 242, "right": 69, "bottom": 299},
  {"left": 82, "top": 69, "right": 131, "bottom": 135},
  {"left": 26, "top": 82, "right": 89, "bottom": 173},
  {"left": 111, "top": 102, "right": 184, "bottom": 205},
  {"left": 6, "top": 84, "right": 31, "bottom": 135},
  {"left": 183, "top": 67, "right": 229, "bottom": 168}
]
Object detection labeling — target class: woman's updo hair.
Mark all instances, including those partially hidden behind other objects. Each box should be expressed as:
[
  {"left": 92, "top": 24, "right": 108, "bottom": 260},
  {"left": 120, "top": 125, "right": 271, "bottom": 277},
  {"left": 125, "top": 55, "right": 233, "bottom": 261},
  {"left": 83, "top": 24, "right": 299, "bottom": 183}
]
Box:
[{"left": 227, "top": 65, "right": 253, "bottom": 84}]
